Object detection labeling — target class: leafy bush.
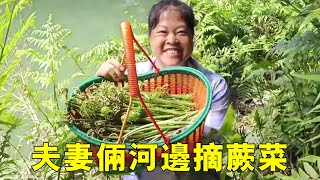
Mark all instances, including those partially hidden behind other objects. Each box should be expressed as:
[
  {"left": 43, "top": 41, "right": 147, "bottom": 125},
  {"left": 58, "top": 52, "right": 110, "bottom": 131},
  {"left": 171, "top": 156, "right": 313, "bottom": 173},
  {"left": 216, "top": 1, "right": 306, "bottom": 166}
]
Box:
[{"left": 0, "top": 0, "right": 35, "bottom": 179}]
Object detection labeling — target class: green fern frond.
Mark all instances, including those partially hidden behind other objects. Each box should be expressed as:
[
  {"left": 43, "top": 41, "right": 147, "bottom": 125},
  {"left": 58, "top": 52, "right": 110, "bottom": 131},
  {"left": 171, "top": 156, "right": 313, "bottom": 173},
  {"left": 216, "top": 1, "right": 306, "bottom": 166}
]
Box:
[
  {"left": 12, "top": 0, "right": 32, "bottom": 19},
  {"left": 79, "top": 36, "right": 123, "bottom": 64},
  {"left": 4, "top": 12, "right": 35, "bottom": 58},
  {"left": 299, "top": 7, "right": 320, "bottom": 32},
  {"left": 0, "top": 0, "right": 34, "bottom": 66},
  {"left": 268, "top": 156, "right": 320, "bottom": 180}
]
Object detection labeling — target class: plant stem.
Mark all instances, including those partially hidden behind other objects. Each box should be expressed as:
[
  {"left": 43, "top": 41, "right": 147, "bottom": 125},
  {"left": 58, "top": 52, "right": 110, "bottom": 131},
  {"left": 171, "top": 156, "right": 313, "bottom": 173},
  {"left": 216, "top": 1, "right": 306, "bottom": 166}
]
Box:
[
  {"left": 123, "top": 111, "right": 198, "bottom": 139},
  {"left": 52, "top": 68, "right": 60, "bottom": 111},
  {"left": 0, "top": 132, "right": 37, "bottom": 179},
  {"left": 0, "top": 0, "right": 17, "bottom": 64},
  {"left": 62, "top": 45, "right": 88, "bottom": 78},
  {"left": 287, "top": 74, "right": 306, "bottom": 151},
  {"left": 24, "top": 84, "right": 58, "bottom": 136},
  {"left": 254, "top": 81, "right": 265, "bottom": 107},
  {"left": 57, "top": 153, "right": 65, "bottom": 180},
  {"left": 288, "top": 75, "right": 303, "bottom": 117}
]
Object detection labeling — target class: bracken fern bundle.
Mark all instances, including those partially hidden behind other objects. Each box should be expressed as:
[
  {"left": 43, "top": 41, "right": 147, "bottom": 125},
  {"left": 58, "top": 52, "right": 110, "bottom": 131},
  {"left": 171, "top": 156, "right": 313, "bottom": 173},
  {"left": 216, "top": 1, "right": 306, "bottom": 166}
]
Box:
[{"left": 66, "top": 80, "right": 199, "bottom": 143}]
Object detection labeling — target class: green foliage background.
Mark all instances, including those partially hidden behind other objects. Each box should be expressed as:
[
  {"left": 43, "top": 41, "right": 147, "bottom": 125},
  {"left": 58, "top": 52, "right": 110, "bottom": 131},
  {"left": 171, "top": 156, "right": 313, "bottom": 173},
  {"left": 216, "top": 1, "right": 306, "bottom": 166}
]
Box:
[{"left": 0, "top": 0, "right": 319, "bottom": 179}]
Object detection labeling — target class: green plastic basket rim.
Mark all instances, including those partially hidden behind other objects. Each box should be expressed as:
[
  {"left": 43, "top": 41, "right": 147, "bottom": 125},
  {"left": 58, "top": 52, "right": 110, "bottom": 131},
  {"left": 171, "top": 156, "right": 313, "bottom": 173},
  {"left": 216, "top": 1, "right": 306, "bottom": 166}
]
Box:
[{"left": 68, "top": 66, "right": 213, "bottom": 149}]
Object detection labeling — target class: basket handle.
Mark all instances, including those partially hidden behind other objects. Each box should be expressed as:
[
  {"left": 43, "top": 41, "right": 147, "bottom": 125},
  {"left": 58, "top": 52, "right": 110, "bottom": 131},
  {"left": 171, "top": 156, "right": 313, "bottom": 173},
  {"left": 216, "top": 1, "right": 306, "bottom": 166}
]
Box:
[{"left": 118, "top": 21, "right": 170, "bottom": 145}]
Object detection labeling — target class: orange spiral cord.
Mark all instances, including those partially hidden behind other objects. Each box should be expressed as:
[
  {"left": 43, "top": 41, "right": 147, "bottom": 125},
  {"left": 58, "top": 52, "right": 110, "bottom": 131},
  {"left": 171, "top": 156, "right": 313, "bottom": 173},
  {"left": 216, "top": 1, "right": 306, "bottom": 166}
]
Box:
[
  {"left": 119, "top": 21, "right": 170, "bottom": 145},
  {"left": 132, "top": 36, "right": 160, "bottom": 74},
  {"left": 120, "top": 22, "right": 140, "bottom": 97}
]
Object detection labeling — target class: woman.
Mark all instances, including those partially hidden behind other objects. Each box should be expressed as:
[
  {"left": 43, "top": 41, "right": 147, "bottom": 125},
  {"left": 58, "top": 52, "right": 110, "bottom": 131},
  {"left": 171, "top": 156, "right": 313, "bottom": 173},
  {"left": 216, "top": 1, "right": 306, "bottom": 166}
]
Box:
[{"left": 96, "top": 0, "right": 229, "bottom": 179}]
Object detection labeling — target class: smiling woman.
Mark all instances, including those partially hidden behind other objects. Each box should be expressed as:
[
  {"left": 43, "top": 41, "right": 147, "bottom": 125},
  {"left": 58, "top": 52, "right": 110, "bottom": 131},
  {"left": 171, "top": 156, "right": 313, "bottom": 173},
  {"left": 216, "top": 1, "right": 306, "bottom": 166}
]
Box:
[
  {"left": 147, "top": 0, "right": 195, "bottom": 69},
  {"left": 96, "top": 1, "right": 230, "bottom": 180},
  {"left": 149, "top": 6, "right": 194, "bottom": 68}
]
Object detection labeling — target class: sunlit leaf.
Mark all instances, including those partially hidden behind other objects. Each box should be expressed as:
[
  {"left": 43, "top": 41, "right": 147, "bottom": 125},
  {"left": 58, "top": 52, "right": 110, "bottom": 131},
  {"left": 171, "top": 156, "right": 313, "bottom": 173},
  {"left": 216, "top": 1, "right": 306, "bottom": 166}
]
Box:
[
  {"left": 314, "top": 92, "right": 320, "bottom": 106},
  {"left": 306, "top": 134, "right": 320, "bottom": 143},
  {"left": 298, "top": 168, "right": 310, "bottom": 179},
  {"left": 305, "top": 117, "right": 320, "bottom": 125},
  {"left": 300, "top": 155, "right": 320, "bottom": 163},
  {"left": 274, "top": 172, "right": 295, "bottom": 180},
  {"left": 0, "top": 120, "right": 12, "bottom": 126},
  {"left": 254, "top": 110, "right": 262, "bottom": 129},
  {"left": 0, "top": 58, "right": 20, "bottom": 88},
  {"left": 71, "top": 72, "right": 85, "bottom": 78},
  {"left": 5, "top": 4, "right": 11, "bottom": 21},
  {"left": 307, "top": 104, "right": 320, "bottom": 114},
  {"left": 4, "top": 12, "right": 35, "bottom": 56},
  {"left": 293, "top": 73, "right": 320, "bottom": 82},
  {"left": 291, "top": 169, "right": 301, "bottom": 179},
  {"left": 303, "top": 162, "right": 319, "bottom": 179}
]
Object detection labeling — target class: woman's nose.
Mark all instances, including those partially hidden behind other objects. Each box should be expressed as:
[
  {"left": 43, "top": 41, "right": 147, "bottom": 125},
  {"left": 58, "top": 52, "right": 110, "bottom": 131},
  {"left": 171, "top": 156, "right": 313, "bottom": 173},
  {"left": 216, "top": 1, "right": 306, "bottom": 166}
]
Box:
[{"left": 166, "top": 33, "right": 178, "bottom": 44}]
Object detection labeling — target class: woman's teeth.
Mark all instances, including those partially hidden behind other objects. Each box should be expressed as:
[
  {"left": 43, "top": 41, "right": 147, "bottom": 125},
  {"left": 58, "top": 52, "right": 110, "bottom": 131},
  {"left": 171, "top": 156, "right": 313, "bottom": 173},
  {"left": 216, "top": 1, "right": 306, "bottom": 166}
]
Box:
[{"left": 166, "top": 50, "right": 179, "bottom": 54}]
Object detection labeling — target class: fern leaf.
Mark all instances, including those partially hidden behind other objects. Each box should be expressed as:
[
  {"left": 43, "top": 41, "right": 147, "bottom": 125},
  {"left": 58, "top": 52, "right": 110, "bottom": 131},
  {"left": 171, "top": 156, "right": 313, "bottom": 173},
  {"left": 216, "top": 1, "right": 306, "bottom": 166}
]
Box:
[
  {"left": 4, "top": 12, "right": 35, "bottom": 57},
  {"left": 299, "top": 7, "right": 320, "bottom": 32},
  {"left": 303, "top": 162, "right": 319, "bottom": 179},
  {"left": 298, "top": 167, "right": 310, "bottom": 179},
  {"left": 290, "top": 169, "right": 301, "bottom": 179},
  {"left": 306, "top": 134, "right": 320, "bottom": 143},
  {"left": 0, "top": 58, "right": 20, "bottom": 89}
]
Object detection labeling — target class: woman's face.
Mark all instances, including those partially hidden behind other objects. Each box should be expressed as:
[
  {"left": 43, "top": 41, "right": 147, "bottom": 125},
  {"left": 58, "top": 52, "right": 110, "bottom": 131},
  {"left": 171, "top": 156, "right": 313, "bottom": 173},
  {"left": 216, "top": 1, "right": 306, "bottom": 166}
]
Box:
[{"left": 150, "top": 7, "right": 193, "bottom": 69}]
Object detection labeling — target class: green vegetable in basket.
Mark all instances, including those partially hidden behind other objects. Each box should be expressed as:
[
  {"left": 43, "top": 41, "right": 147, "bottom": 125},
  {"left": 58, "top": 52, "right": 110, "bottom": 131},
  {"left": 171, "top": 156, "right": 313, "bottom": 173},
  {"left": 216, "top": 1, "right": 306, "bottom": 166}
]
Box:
[{"left": 66, "top": 80, "right": 199, "bottom": 143}]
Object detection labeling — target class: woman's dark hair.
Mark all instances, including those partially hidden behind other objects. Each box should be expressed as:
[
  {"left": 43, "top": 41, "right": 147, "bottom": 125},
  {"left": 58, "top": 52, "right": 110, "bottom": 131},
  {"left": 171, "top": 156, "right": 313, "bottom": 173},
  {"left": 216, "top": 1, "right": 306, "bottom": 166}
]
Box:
[{"left": 148, "top": 0, "right": 195, "bottom": 36}]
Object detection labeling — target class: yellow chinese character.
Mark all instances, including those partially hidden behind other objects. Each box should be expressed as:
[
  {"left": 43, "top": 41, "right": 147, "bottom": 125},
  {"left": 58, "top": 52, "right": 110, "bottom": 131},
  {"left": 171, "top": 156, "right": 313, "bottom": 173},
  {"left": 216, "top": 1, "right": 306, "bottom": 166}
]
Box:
[
  {"left": 129, "top": 143, "right": 157, "bottom": 171},
  {"left": 32, "top": 142, "right": 60, "bottom": 171},
  {"left": 193, "top": 142, "right": 222, "bottom": 172},
  {"left": 161, "top": 143, "right": 190, "bottom": 172},
  {"left": 64, "top": 143, "right": 93, "bottom": 171},
  {"left": 227, "top": 143, "right": 255, "bottom": 171},
  {"left": 97, "top": 143, "right": 125, "bottom": 172},
  {"left": 259, "top": 143, "right": 287, "bottom": 171}
]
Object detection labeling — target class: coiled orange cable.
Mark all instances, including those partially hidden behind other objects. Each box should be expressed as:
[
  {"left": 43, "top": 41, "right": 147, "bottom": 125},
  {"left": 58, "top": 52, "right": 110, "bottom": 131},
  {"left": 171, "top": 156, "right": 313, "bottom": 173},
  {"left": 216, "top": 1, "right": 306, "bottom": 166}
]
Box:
[{"left": 117, "top": 21, "right": 170, "bottom": 145}]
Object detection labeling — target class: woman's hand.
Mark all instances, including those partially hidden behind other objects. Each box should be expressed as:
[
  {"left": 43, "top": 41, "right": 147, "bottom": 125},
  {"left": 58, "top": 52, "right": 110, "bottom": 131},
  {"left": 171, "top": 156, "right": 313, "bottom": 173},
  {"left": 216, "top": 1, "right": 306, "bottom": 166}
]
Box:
[{"left": 96, "top": 59, "right": 126, "bottom": 82}]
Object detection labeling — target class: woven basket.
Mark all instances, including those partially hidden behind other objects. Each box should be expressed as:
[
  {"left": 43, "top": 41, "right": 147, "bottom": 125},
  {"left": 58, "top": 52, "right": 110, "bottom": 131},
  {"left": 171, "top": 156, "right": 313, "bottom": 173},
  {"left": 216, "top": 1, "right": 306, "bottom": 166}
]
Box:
[{"left": 68, "top": 66, "right": 212, "bottom": 173}]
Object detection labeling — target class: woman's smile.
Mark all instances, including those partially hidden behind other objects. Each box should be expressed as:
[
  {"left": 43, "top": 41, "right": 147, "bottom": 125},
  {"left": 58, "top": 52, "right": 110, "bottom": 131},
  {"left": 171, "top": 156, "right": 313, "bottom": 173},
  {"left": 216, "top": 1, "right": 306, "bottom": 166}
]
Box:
[
  {"left": 149, "top": 7, "right": 193, "bottom": 68},
  {"left": 164, "top": 48, "right": 182, "bottom": 57}
]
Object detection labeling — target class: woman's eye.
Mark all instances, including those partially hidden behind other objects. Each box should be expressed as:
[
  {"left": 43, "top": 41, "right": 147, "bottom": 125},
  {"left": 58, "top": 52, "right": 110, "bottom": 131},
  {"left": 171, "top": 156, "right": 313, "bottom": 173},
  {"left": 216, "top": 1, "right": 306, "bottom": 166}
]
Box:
[
  {"left": 178, "top": 31, "right": 187, "bottom": 34},
  {"left": 158, "top": 31, "right": 166, "bottom": 34}
]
